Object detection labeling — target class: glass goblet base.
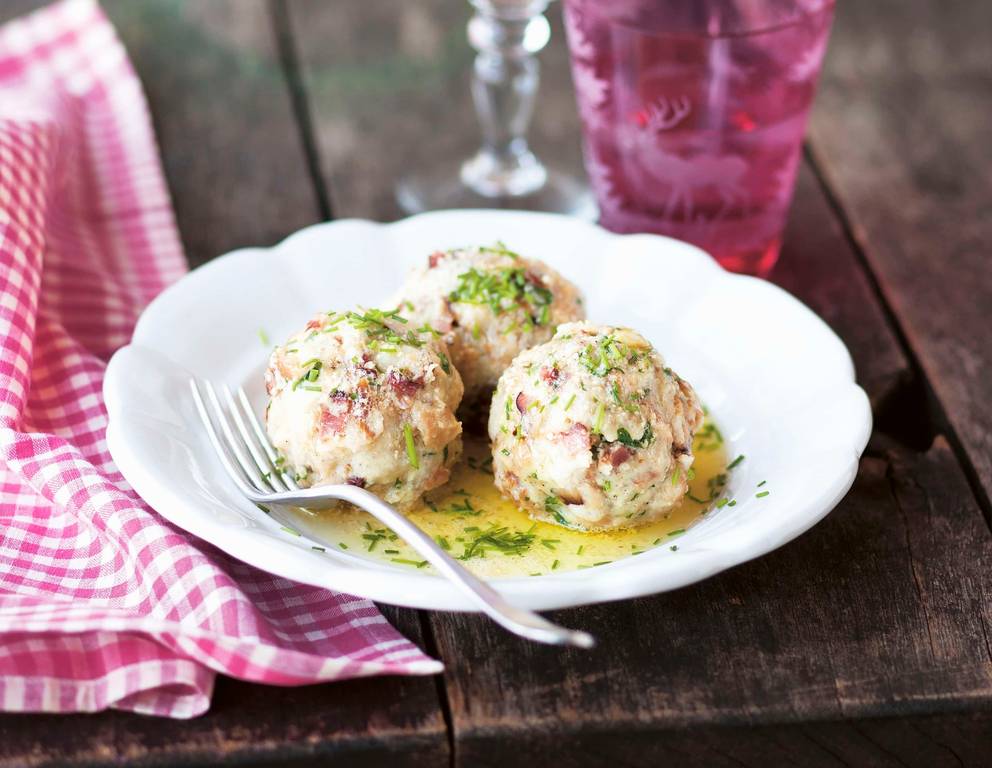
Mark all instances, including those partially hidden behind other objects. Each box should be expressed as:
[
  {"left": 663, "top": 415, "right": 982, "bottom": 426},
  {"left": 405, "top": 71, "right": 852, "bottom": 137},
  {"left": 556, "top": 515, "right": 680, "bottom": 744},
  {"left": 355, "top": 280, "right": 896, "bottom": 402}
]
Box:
[{"left": 396, "top": 156, "right": 596, "bottom": 219}]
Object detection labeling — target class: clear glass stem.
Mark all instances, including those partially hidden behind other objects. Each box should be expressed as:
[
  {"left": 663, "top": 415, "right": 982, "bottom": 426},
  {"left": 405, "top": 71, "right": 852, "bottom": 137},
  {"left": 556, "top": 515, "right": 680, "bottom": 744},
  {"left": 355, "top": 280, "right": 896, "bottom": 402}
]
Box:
[{"left": 461, "top": 1, "right": 551, "bottom": 198}]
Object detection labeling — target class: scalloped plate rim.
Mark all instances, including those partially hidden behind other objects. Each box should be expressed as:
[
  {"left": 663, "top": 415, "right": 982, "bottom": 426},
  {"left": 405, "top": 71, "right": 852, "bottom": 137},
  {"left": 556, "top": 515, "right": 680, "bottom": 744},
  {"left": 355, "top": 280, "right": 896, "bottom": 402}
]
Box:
[{"left": 105, "top": 209, "right": 872, "bottom": 611}]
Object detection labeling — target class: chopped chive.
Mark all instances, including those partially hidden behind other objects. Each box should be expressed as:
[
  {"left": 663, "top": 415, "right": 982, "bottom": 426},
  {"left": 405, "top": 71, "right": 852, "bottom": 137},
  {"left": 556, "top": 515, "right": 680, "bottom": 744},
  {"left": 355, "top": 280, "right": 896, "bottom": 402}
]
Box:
[
  {"left": 403, "top": 423, "right": 419, "bottom": 469},
  {"left": 668, "top": 528, "right": 685, "bottom": 537},
  {"left": 757, "top": 480, "right": 767, "bottom": 487},
  {"left": 593, "top": 402, "right": 606, "bottom": 434},
  {"left": 552, "top": 559, "right": 560, "bottom": 570},
  {"left": 653, "top": 538, "right": 661, "bottom": 546},
  {"left": 338, "top": 543, "right": 348, "bottom": 550},
  {"left": 727, "top": 454, "right": 745, "bottom": 470},
  {"left": 383, "top": 549, "right": 400, "bottom": 555},
  {"left": 280, "top": 526, "right": 300, "bottom": 536},
  {"left": 593, "top": 561, "right": 611, "bottom": 567},
  {"left": 311, "top": 545, "right": 326, "bottom": 552},
  {"left": 756, "top": 491, "right": 770, "bottom": 498},
  {"left": 472, "top": 323, "right": 481, "bottom": 340},
  {"left": 564, "top": 394, "right": 576, "bottom": 411},
  {"left": 257, "top": 328, "right": 270, "bottom": 346},
  {"left": 576, "top": 545, "right": 584, "bottom": 555}
]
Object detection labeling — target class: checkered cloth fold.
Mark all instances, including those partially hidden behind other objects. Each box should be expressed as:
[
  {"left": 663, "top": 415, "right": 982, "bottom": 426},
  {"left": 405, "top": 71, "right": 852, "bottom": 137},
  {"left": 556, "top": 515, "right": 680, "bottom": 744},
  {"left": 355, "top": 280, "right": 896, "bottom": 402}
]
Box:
[{"left": 0, "top": 0, "right": 439, "bottom": 718}]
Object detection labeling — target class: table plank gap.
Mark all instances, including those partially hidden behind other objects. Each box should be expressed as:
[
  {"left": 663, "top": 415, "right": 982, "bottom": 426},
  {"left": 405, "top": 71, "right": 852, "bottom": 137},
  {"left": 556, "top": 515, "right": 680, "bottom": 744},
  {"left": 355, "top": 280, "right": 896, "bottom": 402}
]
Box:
[
  {"left": 268, "top": 0, "right": 334, "bottom": 221},
  {"left": 807, "top": 0, "right": 992, "bottom": 531},
  {"left": 804, "top": 141, "right": 992, "bottom": 530},
  {"left": 770, "top": 157, "right": 914, "bottom": 422},
  {"left": 429, "top": 437, "right": 992, "bottom": 765}
]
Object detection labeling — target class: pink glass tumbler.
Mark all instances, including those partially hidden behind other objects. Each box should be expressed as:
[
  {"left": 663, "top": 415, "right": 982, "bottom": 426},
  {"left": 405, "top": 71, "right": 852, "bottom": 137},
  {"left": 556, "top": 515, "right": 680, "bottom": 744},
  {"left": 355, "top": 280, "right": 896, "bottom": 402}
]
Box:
[{"left": 563, "top": 0, "right": 835, "bottom": 275}]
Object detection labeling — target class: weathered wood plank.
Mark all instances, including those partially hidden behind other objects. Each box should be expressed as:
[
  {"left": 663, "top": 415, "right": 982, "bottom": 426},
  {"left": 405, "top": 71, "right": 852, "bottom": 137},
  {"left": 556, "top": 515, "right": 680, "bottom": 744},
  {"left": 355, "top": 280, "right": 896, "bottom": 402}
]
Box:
[
  {"left": 771, "top": 160, "right": 911, "bottom": 411},
  {"left": 0, "top": 613, "right": 446, "bottom": 767},
  {"left": 450, "top": 710, "right": 992, "bottom": 768},
  {"left": 808, "top": 0, "right": 992, "bottom": 512},
  {"left": 427, "top": 438, "right": 992, "bottom": 765},
  {"left": 0, "top": 1, "right": 446, "bottom": 765},
  {"left": 102, "top": 0, "right": 324, "bottom": 267},
  {"left": 287, "top": 0, "right": 584, "bottom": 220}
]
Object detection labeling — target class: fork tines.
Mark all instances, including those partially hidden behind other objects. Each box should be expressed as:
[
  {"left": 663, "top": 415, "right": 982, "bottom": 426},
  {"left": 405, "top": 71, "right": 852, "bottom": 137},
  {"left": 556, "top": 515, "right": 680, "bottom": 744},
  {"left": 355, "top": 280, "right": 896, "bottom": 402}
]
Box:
[{"left": 190, "top": 379, "right": 299, "bottom": 498}]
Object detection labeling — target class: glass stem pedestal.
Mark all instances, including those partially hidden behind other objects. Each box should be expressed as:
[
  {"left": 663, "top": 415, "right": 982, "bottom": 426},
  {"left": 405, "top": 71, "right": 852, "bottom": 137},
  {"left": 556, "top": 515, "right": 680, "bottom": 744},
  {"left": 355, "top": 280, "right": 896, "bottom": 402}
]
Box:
[{"left": 396, "top": 1, "right": 593, "bottom": 217}]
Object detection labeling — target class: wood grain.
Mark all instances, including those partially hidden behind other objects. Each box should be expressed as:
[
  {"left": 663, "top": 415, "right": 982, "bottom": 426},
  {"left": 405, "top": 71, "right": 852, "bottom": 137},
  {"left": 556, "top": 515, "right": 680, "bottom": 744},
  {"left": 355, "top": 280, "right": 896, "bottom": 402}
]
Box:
[
  {"left": 428, "top": 438, "right": 992, "bottom": 764},
  {"left": 808, "top": 0, "right": 992, "bottom": 513},
  {"left": 771, "top": 160, "right": 911, "bottom": 411},
  {"left": 286, "top": 0, "right": 585, "bottom": 220},
  {"left": 102, "top": 0, "right": 324, "bottom": 267}
]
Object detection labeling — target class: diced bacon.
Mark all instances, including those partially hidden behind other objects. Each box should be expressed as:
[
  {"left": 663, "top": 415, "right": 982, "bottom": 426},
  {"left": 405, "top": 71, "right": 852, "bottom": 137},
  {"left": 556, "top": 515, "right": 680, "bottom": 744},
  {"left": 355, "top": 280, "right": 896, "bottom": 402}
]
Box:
[
  {"left": 346, "top": 476, "right": 366, "bottom": 488},
  {"left": 320, "top": 403, "right": 351, "bottom": 435},
  {"left": 515, "top": 392, "right": 529, "bottom": 413},
  {"left": 603, "top": 444, "right": 633, "bottom": 468},
  {"left": 559, "top": 422, "right": 590, "bottom": 452},
  {"left": 525, "top": 270, "right": 546, "bottom": 288},
  {"left": 305, "top": 318, "right": 322, "bottom": 331},
  {"left": 540, "top": 365, "right": 562, "bottom": 388},
  {"left": 428, "top": 250, "right": 446, "bottom": 268},
  {"left": 387, "top": 371, "right": 424, "bottom": 397}
]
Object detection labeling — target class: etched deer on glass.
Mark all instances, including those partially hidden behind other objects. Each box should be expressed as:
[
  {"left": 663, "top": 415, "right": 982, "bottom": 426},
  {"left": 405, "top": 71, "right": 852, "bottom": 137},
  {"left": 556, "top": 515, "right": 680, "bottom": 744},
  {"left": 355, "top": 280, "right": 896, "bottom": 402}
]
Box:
[{"left": 620, "top": 95, "right": 748, "bottom": 222}]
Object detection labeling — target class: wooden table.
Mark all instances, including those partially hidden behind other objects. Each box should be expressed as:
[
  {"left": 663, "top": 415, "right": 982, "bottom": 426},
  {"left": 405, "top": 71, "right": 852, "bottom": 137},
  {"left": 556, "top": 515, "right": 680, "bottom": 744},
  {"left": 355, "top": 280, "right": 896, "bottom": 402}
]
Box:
[{"left": 2, "top": 1, "right": 990, "bottom": 765}]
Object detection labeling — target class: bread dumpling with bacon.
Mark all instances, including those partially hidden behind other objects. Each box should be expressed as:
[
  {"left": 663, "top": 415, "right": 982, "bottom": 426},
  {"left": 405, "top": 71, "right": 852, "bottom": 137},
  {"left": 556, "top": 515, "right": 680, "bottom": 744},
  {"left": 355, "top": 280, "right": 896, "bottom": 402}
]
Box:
[
  {"left": 391, "top": 245, "right": 585, "bottom": 400},
  {"left": 264, "top": 308, "right": 463, "bottom": 510},
  {"left": 489, "top": 322, "right": 704, "bottom": 531}
]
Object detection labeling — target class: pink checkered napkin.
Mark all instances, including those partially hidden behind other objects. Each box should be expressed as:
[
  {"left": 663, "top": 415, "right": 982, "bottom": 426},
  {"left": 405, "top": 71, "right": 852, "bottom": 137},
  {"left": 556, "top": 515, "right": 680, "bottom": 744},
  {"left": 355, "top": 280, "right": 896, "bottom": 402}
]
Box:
[{"left": 0, "top": 0, "right": 440, "bottom": 719}]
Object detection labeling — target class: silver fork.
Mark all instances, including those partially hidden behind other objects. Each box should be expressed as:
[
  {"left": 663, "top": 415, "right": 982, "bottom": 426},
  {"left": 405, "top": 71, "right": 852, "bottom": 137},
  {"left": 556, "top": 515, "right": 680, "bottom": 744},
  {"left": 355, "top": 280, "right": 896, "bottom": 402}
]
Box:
[{"left": 190, "top": 379, "right": 595, "bottom": 648}]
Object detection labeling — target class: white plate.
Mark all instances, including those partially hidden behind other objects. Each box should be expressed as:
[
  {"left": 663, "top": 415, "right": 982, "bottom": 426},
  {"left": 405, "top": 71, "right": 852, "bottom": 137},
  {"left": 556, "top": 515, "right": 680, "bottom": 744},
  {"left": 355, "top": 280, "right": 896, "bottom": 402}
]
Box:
[{"left": 104, "top": 210, "right": 871, "bottom": 611}]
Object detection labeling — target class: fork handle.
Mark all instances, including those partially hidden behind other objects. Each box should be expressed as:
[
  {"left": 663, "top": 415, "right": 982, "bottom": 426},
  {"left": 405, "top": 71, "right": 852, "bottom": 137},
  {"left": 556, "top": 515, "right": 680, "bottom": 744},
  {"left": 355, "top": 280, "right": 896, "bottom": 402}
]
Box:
[{"left": 282, "top": 485, "right": 595, "bottom": 648}]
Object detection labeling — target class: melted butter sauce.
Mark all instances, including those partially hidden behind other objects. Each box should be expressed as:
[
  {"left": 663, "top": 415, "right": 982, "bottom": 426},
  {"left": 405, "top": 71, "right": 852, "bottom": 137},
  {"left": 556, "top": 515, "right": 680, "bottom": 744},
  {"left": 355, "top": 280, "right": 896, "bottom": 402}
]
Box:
[{"left": 297, "top": 418, "right": 728, "bottom": 578}]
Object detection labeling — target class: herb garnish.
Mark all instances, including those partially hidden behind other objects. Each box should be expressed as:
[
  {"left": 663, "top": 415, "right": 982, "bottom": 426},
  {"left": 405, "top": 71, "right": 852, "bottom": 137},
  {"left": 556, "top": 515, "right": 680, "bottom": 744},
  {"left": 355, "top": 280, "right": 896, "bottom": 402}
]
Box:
[
  {"left": 459, "top": 525, "right": 536, "bottom": 560},
  {"left": 292, "top": 359, "right": 322, "bottom": 390},
  {"left": 545, "top": 495, "right": 571, "bottom": 527},
  {"left": 346, "top": 308, "right": 427, "bottom": 350},
  {"left": 578, "top": 334, "right": 629, "bottom": 376},
  {"left": 449, "top": 266, "right": 553, "bottom": 325},
  {"left": 616, "top": 423, "right": 653, "bottom": 449},
  {"left": 403, "top": 424, "right": 419, "bottom": 469}
]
